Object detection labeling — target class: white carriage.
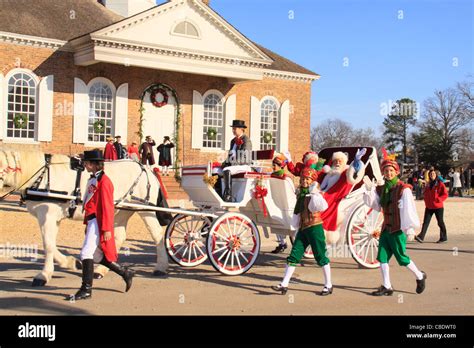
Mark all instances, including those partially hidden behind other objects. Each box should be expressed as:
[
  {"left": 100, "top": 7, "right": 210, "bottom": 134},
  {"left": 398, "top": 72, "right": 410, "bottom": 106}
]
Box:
[{"left": 165, "top": 147, "right": 385, "bottom": 275}]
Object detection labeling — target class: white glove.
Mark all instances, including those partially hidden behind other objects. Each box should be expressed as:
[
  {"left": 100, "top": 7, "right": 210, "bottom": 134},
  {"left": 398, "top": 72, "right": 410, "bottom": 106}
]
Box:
[
  {"left": 405, "top": 228, "right": 415, "bottom": 241},
  {"left": 363, "top": 175, "right": 375, "bottom": 192},
  {"left": 309, "top": 182, "right": 320, "bottom": 195},
  {"left": 283, "top": 151, "right": 292, "bottom": 163},
  {"left": 355, "top": 148, "right": 367, "bottom": 161}
]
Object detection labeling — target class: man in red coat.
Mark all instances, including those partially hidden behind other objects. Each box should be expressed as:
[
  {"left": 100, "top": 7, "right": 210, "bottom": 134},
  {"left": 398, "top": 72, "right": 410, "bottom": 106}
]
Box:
[
  {"left": 70, "top": 149, "right": 134, "bottom": 301},
  {"left": 317, "top": 149, "right": 367, "bottom": 243}
]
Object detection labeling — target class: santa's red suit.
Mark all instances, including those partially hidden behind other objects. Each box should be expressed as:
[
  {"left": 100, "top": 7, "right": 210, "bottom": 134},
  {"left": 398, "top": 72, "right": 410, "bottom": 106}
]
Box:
[
  {"left": 82, "top": 170, "right": 117, "bottom": 262},
  {"left": 317, "top": 163, "right": 365, "bottom": 243}
]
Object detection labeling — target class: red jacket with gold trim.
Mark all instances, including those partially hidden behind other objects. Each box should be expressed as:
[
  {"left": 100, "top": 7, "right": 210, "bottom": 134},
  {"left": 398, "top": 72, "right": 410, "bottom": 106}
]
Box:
[{"left": 83, "top": 171, "right": 117, "bottom": 262}]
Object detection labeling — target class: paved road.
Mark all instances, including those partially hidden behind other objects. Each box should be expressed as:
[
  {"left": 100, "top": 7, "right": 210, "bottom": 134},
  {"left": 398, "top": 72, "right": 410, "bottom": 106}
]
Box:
[{"left": 0, "top": 233, "right": 472, "bottom": 315}]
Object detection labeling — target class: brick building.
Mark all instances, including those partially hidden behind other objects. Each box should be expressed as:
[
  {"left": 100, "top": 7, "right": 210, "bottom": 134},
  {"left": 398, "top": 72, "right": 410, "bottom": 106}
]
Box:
[{"left": 0, "top": 0, "right": 319, "bottom": 167}]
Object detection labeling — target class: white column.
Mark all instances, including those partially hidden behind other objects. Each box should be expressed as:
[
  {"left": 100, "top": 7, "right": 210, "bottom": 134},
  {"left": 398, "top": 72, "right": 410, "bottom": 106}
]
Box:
[
  {"left": 250, "top": 96, "right": 261, "bottom": 150},
  {"left": 224, "top": 94, "right": 236, "bottom": 148},
  {"left": 191, "top": 90, "right": 203, "bottom": 149},
  {"left": 73, "top": 77, "right": 88, "bottom": 144},
  {"left": 37, "top": 75, "right": 54, "bottom": 142},
  {"left": 279, "top": 99, "right": 290, "bottom": 153},
  {"left": 114, "top": 83, "right": 129, "bottom": 144},
  {"left": 0, "top": 73, "right": 4, "bottom": 140}
]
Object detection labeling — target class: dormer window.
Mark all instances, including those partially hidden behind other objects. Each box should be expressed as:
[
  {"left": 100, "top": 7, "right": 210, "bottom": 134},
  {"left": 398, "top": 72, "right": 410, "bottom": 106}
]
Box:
[{"left": 172, "top": 20, "right": 200, "bottom": 38}]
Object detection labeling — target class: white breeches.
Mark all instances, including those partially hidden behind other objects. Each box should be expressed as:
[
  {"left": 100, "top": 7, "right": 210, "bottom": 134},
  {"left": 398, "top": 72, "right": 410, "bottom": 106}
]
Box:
[{"left": 80, "top": 218, "right": 104, "bottom": 262}]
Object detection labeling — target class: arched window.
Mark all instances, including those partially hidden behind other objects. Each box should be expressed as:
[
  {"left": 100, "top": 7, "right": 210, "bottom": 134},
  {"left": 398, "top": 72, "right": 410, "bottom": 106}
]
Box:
[
  {"left": 88, "top": 80, "right": 114, "bottom": 143},
  {"left": 202, "top": 93, "right": 224, "bottom": 149},
  {"left": 172, "top": 21, "right": 199, "bottom": 38},
  {"left": 260, "top": 98, "right": 279, "bottom": 150},
  {"left": 6, "top": 71, "right": 38, "bottom": 139}
]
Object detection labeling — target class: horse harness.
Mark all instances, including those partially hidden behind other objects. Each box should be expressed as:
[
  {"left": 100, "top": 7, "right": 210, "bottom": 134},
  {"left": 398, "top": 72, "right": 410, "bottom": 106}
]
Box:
[{"left": 19, "top": 154, "right": 153, "bottom": 218}]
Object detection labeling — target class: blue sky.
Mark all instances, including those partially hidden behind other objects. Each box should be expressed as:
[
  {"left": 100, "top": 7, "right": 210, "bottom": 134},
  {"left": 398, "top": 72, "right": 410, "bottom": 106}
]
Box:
[{"left": 161, "top": 0, "right": 473, "bottom": 133}]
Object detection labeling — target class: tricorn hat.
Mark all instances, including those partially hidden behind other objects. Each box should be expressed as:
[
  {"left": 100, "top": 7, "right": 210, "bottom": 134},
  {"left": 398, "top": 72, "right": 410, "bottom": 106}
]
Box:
[
  {"left": 83, "top": 149, "right": 104, "bottom": 162},
  {"left": 230, "top": 119, "right": 247, "bottom": 129}
]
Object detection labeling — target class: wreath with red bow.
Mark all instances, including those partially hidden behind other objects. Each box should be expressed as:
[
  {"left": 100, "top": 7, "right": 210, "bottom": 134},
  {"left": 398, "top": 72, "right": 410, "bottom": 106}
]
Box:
[{"left": 150, "top": 88, "right": 169, "bottom": 108}]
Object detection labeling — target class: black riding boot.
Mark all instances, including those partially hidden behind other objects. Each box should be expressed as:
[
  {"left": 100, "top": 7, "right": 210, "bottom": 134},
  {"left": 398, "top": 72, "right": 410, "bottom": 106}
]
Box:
[
  {"left": 73, "top": 259, "right": 94, "bottom": 300},
  {"left": 100, "top": 257, "right": 135, "bottom": 292},
  {"left": 223, "top": 170, "right": 233, "bottom": 202}
]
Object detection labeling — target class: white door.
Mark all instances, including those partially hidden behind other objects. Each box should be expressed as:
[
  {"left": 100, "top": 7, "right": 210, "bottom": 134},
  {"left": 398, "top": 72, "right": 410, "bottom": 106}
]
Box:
[{"left": 142, "top": 88, "right": 176, "bottom": 167}]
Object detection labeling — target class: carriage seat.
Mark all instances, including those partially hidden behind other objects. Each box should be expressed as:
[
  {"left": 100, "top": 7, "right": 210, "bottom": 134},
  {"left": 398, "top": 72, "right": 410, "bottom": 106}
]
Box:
[{"left": 231, "top": 149, "right": 275, "bottom": 178}]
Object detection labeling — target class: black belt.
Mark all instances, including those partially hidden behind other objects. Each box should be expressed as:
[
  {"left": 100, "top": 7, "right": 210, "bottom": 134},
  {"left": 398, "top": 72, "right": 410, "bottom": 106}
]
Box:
[{"left": 85, "top": 214, "right": 96, "bottom": 222}]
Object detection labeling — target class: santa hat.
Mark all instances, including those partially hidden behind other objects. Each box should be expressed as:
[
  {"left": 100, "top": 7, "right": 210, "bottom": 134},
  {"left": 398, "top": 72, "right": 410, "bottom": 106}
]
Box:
[
  {"left": 300, "top": 167, "right": 319, "bottom": 181},
  {"left": 272, "top": 153, "right": 288, "bottom": 168},
  {"left": 380, "top": 148, "right": 400, "bottom": 172},
  {"left": 302, "top": 151, "right": 318, "bottom": 166}
]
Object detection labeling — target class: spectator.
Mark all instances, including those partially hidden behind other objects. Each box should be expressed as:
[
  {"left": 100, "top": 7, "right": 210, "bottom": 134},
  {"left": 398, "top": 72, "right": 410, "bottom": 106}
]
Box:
[
  {"left": 448, "top": 168, "right": 463, "bottom": 197},
  {"left": 448, "top": 168, "right": 455, "bottom": 195},
  {"left": 127, "top": 141, "right": 140, "bottom": 161},
  {"left": 113, "top": 136, "right": 125, "bottom": 160},
  {"left": 104, "top": 137, "right": 117, "bottom": 161},
  {"left": 140, "top": 136, "right": 156, "bottom": 166},
  {"left": 416, "top": 169, "right": 449, "bottom": 243},
  {"left": 157, "top": 136, "right": 175, "bottom": 176}
]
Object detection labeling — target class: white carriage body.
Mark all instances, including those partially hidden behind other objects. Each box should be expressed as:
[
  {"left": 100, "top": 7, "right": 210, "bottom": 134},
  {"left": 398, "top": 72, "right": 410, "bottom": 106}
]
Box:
[
  {"left": 173, "top": 146, "right": 385, "bottom": 273},
  {"left": 181, "top": 146, "right": 383, "bottom": 242},
  {"left": 181, "top": 164, "right": 298, "bottom": 239}
]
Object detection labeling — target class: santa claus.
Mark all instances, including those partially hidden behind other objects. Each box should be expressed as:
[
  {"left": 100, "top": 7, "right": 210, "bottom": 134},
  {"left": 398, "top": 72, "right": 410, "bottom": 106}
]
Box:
[{"left": 318, "top": 148, "right": 367, "bottom": 243}]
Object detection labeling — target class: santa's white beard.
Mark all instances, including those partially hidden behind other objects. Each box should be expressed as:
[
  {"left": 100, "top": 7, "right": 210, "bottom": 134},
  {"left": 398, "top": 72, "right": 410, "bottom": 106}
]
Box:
[{"left": 320, "top": 165, "right": 347, "bottom": 192}]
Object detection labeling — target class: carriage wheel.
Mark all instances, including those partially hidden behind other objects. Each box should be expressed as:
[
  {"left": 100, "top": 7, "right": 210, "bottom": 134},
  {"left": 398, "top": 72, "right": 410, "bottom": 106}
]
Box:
[
  {"left": 206, "top": 212, "right": 260, "bottom": 276},
  {"left": 346, "top": 203, "right": 383, "bottom": 269},
  {"left": 165, "top": 214, "right": 211, "bottom": 267}
]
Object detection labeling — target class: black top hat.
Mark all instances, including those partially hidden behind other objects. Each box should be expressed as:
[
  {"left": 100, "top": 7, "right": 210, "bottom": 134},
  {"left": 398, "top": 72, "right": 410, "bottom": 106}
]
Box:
[
  {"left": 230, "top": 119, "right": 247, "bottom": 128},
  {"left": 83, "top": 150, "right": 104, "bottom": 162}
]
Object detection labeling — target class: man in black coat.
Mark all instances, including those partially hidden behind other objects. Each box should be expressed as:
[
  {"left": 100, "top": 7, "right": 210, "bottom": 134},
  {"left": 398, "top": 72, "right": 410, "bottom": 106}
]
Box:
[
  {"left": 221, "top": 119, "right": 253, "bottom": 202},
  {"left": 113, "top": 136, "right": 125, "bottom": 160}
]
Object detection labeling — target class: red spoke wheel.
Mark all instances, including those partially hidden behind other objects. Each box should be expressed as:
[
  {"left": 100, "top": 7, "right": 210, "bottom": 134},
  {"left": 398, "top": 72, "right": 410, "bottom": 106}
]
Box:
[
  {"left": 165, "top": 214, "right": 211, "bottom": 267},
  {"left": 347, "top": 203, "right": 382, "bottom": 269},
  {"left": 206, "top": 213, "right": 260, "bottom": 276}
]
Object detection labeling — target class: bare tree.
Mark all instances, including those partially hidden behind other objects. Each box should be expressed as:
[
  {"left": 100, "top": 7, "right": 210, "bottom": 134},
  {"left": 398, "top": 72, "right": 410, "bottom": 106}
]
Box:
[
  {"left": 311, "top": 118, "right": 381, "bottom": 151},
  {"left": 457, "top": 78, "right": 473, "bottom": 115},
  {"left": 417, "top": 87, "right": 474, "bottom": 171}
]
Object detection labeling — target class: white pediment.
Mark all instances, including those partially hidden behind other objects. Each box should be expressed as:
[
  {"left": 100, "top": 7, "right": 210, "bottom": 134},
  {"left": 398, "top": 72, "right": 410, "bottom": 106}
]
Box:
[{"left": 92, "top": 0, "right": 272, "bottom": 65}]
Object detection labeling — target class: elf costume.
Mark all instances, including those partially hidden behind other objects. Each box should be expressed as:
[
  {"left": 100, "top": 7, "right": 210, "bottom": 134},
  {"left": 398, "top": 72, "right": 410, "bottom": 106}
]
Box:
[
  {"left": 271, "top": 167, "right": 333, "bottom": 296},
  {"left": 363, "top": 151, "right": 427, "bottom": 296}
]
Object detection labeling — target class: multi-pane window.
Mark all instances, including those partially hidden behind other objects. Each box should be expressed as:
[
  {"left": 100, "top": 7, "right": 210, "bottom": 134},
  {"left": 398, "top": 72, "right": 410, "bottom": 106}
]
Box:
[
  {"left": 88, "top": 82, "right": 113, "bottom": 143},
  {"left": 202, "top": 94, "right": 224, "bottom": 149},
  {"left": 6, "top": 72, "right": 37, "bottom": 139},
  {"left": 260, "top": 98, "right": 279, "bottom": 150}
]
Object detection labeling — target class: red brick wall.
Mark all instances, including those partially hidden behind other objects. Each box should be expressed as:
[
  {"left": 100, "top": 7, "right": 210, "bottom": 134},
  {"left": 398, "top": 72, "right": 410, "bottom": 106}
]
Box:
[{"left": 0, "top": 42, "right": 312, "bottom": 165}]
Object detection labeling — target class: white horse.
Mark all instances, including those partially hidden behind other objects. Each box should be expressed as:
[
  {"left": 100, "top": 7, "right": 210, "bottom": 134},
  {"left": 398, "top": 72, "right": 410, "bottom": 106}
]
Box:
[{"left": 0, "top": 148, "right": 169, "bottom": 286}]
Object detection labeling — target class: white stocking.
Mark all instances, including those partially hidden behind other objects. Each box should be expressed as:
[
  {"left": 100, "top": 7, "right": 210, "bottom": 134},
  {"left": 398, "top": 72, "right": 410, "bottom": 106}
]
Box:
[
  {"left": 281, "top": 265, "right": 296, "bottom": 287},
  {"left": 322, "top": 264, "right": 332, "bottom": 288},
  {"left": 380, "top": 263, "right": 392, "bottom": 289},
  {"left": 406, "top": 261, "right": 423, "bottom": 280}
]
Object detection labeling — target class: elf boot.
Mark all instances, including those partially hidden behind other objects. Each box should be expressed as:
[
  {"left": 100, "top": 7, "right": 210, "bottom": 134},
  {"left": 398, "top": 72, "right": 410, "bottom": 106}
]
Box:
[
  {"left": 100, "top": 257, "right": 135, "bottom": 292},
  {"left": 73, "top": 259, "right": 94, "bottom": 300}
]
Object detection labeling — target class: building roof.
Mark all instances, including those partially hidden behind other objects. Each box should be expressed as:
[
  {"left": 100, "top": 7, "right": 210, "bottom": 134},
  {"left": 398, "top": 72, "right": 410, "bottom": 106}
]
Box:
[
  {"left": 0, "top": 0, "right": 318, "bottom": 77},
  {"left": 0, "top": 0, "right": 123, "bottom": 41}
]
